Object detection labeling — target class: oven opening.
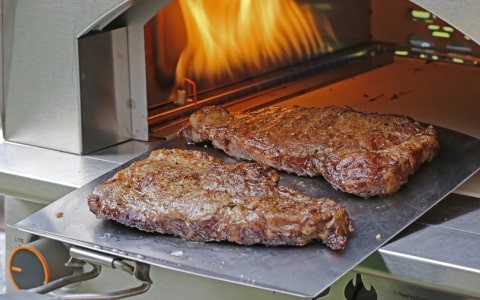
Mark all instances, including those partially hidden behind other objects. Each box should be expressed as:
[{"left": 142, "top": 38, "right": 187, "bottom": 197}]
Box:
[
  {"left": 147, "top": 0, "right": 339, "bottom": 105},
  {"left": 143, "top": 0, "right": 377, "bottom": 135},
  {"left": 80, "top": 0, "right": 479, "bottom": 145}
]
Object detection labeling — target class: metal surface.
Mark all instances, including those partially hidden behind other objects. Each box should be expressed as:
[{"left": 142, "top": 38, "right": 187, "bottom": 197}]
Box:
[
  {"left": 0, "top": 142, "right": 115, "bottom": 200},
  {"left": 2, "top": 0, "right": 130, "bottom": 154},
  {"left": 78, "top": 28, "right": 132, "bottom": 154},
  {"left": 0, "top": 138, "right": 162, "bottom": 204},
  {"left": 355, "top": 194, "right": 480, "bottom": 299},
  {"left": 0, "top": 3, "right": 4, "bottom": 138},
  {"left": 455, "top": 174, "right": 480, "bottom": 198},
  {"left": 12, "top": 125, "right": 480, "bottom": 298},
  {"left": 0, "top": 290, "right": 52, "bottom": 300},
  {"left": 115, "top": 0, "right": 173, "bottom": 141}
]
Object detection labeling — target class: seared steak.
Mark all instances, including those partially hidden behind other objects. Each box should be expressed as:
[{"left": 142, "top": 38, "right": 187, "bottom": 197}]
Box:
[
  {"left": 179, "top": 105, "right": 439, "bottom": 198},
  {"left": 88, "top": 149, "right": 354, "bottom": 250}
]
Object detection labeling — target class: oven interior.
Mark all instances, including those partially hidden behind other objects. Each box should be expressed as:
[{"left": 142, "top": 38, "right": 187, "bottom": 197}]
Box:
[{"left": 118, "top": 0, "right": 480, "bottom": 140}]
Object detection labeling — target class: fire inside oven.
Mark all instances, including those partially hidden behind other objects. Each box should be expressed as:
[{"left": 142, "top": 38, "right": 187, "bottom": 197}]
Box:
[
  {"left": 144, "top": 0, "right": 371, "bottom": 134},
  {"left": 139, "top": 0, "right": 480, "bottom": 138}
]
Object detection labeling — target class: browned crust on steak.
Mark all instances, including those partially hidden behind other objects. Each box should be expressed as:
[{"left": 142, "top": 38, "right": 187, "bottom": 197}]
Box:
[
  {"left": 88, "top": 149, "right": 354, "bottom": 250},
  {"left": 179, "top": 105, "right": 439, "bottom": 198}
]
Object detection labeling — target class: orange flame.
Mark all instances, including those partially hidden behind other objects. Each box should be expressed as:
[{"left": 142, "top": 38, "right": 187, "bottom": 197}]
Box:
[{"left": 174, "top": 0, "right": 337, "bottom": 87}]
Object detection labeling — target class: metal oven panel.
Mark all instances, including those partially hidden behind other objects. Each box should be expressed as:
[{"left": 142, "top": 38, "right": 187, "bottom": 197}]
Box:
[
  {"left": 12, "top": 126, "right": 480, "bottom": 298},
  {"left": 78, "top": 28, "right": 132, "bottom": 154},
  {"left": 1, "top": 0, "right": 130, "bottom": 154}
]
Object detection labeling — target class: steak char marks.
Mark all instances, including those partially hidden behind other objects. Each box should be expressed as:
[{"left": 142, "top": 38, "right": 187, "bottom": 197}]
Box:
[
  {"left": 179, "top": 105, "right": 439, "bottom": 198},
  {"left": 88, "top": 149, "right": 354, "bottom": 250}
]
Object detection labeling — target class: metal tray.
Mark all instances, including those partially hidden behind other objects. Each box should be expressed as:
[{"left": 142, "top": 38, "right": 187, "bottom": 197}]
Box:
[{"left": 12, "top": 127, "right": 480, "bottom": 298}]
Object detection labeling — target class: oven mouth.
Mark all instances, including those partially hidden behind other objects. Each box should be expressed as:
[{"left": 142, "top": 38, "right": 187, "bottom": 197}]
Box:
[
  {"left": 142, "top": 0, "right": 374, "bottom": 136},
  {"left": 147, "top": 43, "right": 393, "bottom": 136}
]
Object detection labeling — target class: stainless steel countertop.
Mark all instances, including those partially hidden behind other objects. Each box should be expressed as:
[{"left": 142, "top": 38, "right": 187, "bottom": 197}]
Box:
[
  {"left": 356, "top": 193, "right": 480, "bottom": 298},
  {"left": 0, "top": 137, "right": 163, "bottom": 204}
]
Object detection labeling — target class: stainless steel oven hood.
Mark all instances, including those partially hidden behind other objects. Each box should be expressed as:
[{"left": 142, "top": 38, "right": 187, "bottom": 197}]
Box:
[{"left": 1, "top": 0, "right": 172, "bottom": 154}]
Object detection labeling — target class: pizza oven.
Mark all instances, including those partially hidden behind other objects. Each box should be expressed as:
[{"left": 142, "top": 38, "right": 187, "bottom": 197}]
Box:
[
  {"left": 3, "top": 0, "right": 479, "bottom": 154},
  {"left": 1, "top": 0, "right": 480, "bottom": 299}
]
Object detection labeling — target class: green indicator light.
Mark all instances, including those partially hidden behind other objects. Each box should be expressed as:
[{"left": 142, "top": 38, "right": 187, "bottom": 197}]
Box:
[
  {"left": 432, "top": 31, "right": 450, "bottom": 38},
  {"left": 419, "top": 54, "right": 428, "bottom": 59},
  {"left": 452, "top": 58, "right": 464, "bottom": 64},
  {"left": 427, "top": 24, "right": 440, "bottom": 30},
  {"left": 411, "top": 10, "right": 431, "bottom": 19},
  {"left": 431, "top": 55, "right": 439, "bottom": 60},
  {"left": 394, "top": 50, "right": 409, "bottom": 56},
  {"left": 464, "top": 35, "right": 471, "bottom": 41},
  {"left": 443, "top": 26, "right": 454, "bottom": 32}
]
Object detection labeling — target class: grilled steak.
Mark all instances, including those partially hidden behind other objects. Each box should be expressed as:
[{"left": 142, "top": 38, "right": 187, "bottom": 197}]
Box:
[
  {"left": 88, "top": 148, "right": 354, "bottom": 250},
  {"left": 179, "top": 105, "right": 439, "bottom": 198}
]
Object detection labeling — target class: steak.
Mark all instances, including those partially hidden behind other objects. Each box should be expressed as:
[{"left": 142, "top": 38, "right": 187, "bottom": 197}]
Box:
[
  {"left": 179, "top": 105, "right": 439, "bottom": 198},
  {"left": 88, "top": 148, "right": 354, "bottom": 250}
]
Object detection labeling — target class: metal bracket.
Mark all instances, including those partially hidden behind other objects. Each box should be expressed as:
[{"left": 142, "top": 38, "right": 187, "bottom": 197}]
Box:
[{"left": 27, "top": 246, "right": 152, "bottom": 299}]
